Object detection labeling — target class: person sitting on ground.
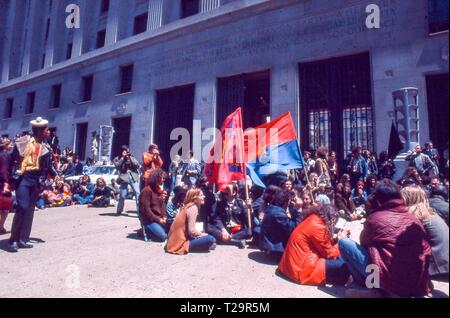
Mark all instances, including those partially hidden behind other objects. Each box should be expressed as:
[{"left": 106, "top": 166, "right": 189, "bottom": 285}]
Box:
[
  {"left": 50, "top": 183, "right": 72, "bottom": 207},
  {"left": 278, "top": 204, "right": 350, "bottom": 286},
  {"left": 338, "top": 179, "right": 432, "bottom": 298},
  {"left": 335, "top": 183, "right": 358, "bottom": 221},
  {"left": 73, "top": 175, "right": 94, "bottom": 205},
  {"left": 251, "top": 185, "right": 279, "bottom": 245},
  {"left": 165, "top": 189, "right": 216, "bottom": 255},
  {"left": 377, "top": 150, "right": 396, "bottom": 180},
  {"left": 428, "top": 184, "right": 449, "bottom": 225},
  {"left": 62, "top": 156, "right": 77, "bottom": 177},
  {"left": 73, "top": 155, "right": 83, "bottom": 176},
  {"left": 365, "top": 174, "right": 378, "bottom": 197},
  {"left": 299, "top": 188, "right": 314, "bottom": 210},
  {"left": 260, "top": 187, "right": 303, "bottom": 259},
  {"left": 281, "top": 179, "right": 294, "bottom": 191},
  {"left": 398, "top": 167, "right": 422, "bottom": 187},
  {"left": 351, "top": 181, "right": 368, "bottom": 208},
  {"left": 90, "top": 178, "right": 112, "bottom": 208},
  {"left": 166, "top": 186, "right": 187, "bottom": 229},
  {"left": 338, "top": 173, "right": 351, "bottom": 187},
  {"left": 139, "top": 168, "right": 169, "bottom": 242},
  {"left": 196, "top": 177, "right": 217, "bottom": 228},
  {"left": 206, "top": 184, "right": 251, "bottom": 249},
  {"left": 83, "top": 157, "right": 95, "bottom": 175},
  {"left": 401, "top": 186, "right": 449, "bottom": 282}
]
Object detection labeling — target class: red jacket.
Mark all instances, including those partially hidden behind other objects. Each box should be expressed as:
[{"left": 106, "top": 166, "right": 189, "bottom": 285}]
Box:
[
  {"left": 278, "top": 214, "right": 340, "bottom": 286},
  {"left": 360, "top": 199, "right": 432, "bottom": 297}
]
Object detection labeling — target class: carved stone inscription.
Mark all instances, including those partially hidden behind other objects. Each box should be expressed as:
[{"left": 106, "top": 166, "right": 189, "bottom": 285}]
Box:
[{"left": 149, "top": 0, "right": 398, "bottom": 75}]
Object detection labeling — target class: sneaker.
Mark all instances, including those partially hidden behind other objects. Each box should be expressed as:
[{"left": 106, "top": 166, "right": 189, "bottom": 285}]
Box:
[{"left": 345, "top": 288, "right": 384, "bottom": 298}]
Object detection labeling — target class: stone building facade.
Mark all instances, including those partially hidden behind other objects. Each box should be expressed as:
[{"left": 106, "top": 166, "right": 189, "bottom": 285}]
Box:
[{"left": 0, "top": 0, "right": 448, "bottom": 163}]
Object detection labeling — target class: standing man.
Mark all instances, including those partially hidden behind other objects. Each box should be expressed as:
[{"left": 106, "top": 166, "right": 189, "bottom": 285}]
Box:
[
  {"left": 303, "top": 151, "right": 316, "bottom": 174},
  {"left": 423, "top": 141, "right": 440, "bottom": 173},
  {"left": 347, "top": 147, "right": 368, "bottom": 189},
  {"left": 141, "top": 144, "right": 163, "bottom": 190},
  {"left": 114, "top": 145, "right": 140, "bottom": 216},
  {"left": 406, "top": 145, "right": 438, "bottom": 177},
  {"left": 48, "top": 130, "right": 59, "bottom": 153},
  {"left": 181, "top": 150, "right": 201, "bottom": 189},
  {"left": 8, "top": 117, "right": 58, "bottom": 253}
]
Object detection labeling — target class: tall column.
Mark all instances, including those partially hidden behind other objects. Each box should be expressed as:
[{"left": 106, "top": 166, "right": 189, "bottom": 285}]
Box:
[
  {"left": 105, "top": 0, "right": 119, "bottom": 45},
  {"left": 200, "top": 0, "right": 220, "bottom": 12},
  {"left": 147, "top": 0, "right": 165, "bottom": 31},
  {"left": 7, "top": 0, "right": 28, "bottom": 79},
  {"left": 72, "top": 0, "right": 86, "bottom": 57},
  {"left": 1, "top": 0, "right": 17, "bottom": 82},
  {"left": 0, "top": 1, "right": 7, "bottom": 82},
  {"left": 21, "top": 0, "right": 38, "bottom": 75},
  {"left": 116, "top": 0, "right": 134, "bottom": 41},
  {"left": 271, "top": 63, "right": 300, "bottom": 134},
  {"left": 44, "top": 0, "right": 62, "bottom": 66}
]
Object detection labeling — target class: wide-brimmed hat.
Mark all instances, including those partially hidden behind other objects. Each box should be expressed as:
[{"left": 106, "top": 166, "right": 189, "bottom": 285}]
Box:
[{"left": 30, "top": 116, "right": 49, "bottom": 127}]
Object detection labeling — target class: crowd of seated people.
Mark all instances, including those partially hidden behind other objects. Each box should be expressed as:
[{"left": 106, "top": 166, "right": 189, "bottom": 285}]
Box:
[{"left": 2, "top": 131, "right": 449, "bottom": 298}]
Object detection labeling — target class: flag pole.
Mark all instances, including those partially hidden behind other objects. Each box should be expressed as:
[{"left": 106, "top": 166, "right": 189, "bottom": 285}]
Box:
[
  {"left": 238, "top": 108, "right": 252, "bottom": 235},
  {"left": 298, "top": 139, "right": 314, "bottom": 201}
]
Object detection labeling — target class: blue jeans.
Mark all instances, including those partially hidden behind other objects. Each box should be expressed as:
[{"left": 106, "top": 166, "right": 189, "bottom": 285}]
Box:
[
  {"left": 338, "top": 238, "right": 370, "bottom": 286},
  {"left": 189, "top": 235, "right": 216, "bottom": 253},
  {"left": 168, "top": 174, "right": 175, "bottom": 193},
  {"left": 117, "top": 181, "right": 140, "bottom": 214},
  {"left": 74, "top": 194, "right": 94, "bottom": 205},
  {"left": 10, "top": 174, "right": 40, "bottom": 243},
  {"left": 325, "top": 256, "right": 350, "bottom": 285},
  {"left": 145, "top": 222, "right": 168, "bottom": 242}
]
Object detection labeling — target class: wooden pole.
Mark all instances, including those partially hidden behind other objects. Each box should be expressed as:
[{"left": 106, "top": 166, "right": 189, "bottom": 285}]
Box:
[{"left": 243, "top": 170, "right": 253, "bottom": 234}]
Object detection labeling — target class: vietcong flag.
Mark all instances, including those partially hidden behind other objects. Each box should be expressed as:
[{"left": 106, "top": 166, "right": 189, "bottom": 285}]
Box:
[
  {"left": 244, "top": 112, "right": 304, "bottom": 188},
  {"left": 204, "top": 108, "right": 246, "bottom": 189}
]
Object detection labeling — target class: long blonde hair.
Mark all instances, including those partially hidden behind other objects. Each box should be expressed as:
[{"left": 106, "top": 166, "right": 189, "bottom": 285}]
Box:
[
  {"left": 401, "top": 186, "right": 435, "bottom": 222},
  {"left": 183, "top": 188, "right": 204, "bottom": 210}
]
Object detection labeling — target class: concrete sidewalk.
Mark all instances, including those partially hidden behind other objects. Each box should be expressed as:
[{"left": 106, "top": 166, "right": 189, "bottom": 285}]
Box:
[{"left": 0, "top": 202, "right": 448, "bottom": 298}]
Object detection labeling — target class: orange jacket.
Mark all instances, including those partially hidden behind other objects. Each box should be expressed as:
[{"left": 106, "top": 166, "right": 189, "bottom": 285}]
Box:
[
  {"left": 142, "top": 152, "right": 163, "bottom": 181},
  {"left": 278, "top": 214, "right": 340, "bottom": 286}
]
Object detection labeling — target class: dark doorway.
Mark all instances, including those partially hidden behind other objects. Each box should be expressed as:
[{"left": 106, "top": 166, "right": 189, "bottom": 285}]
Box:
[
  {"left": 299, "top": 52, "right": 373, "bottom": 162},
  {"left": 217, "top": 70, "right": 270, "bottom": 129},
  {"left": 154, "top": 84, "right": 195, "bottom": 166},
  {"left": 112, "top": 116, "right": 132, "bottom": 159},
  {"left": 75, "top": 123, "right": 88, "bottom": 160},
  {"left": 426, "top": 73, "right": 449, "bottom": 165}
]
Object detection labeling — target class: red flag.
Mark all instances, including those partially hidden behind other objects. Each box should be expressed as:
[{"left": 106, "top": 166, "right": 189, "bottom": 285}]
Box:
[{"left": 204, "top": 108, "right": 246, "bottom": 189}]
